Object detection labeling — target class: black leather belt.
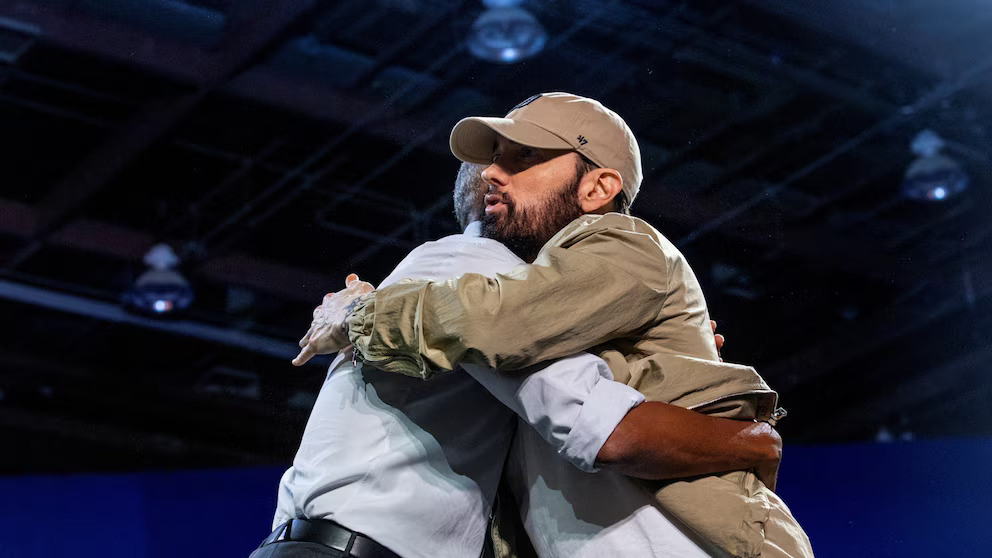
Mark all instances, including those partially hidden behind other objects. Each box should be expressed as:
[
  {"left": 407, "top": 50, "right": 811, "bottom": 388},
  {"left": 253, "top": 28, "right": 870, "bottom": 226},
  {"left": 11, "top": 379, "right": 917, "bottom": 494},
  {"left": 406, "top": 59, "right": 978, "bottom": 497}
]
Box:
[{"left": 260, "top": 519, "right": 400, "bottom": 558}]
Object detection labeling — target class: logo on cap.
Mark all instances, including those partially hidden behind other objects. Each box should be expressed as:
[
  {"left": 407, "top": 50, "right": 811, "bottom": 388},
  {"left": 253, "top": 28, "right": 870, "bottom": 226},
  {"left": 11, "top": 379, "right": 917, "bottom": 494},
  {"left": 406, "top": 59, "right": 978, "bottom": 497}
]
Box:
[
  {"left": 510, "top": 94, "right": 542, "bottom": 112},
  {"left": 576, "top": 135, "right": 588, "bottom": 146}
]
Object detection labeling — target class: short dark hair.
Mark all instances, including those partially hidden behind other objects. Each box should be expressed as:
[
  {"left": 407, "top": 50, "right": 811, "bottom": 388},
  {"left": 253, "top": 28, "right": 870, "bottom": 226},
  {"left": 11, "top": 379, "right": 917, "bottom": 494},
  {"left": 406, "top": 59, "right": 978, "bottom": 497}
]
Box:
[
  {"left": 575, "top": 153, "right": 629, "bottom": 214},
  {"left": 612, "top": 189, "right": 630, "bottom": 215}
]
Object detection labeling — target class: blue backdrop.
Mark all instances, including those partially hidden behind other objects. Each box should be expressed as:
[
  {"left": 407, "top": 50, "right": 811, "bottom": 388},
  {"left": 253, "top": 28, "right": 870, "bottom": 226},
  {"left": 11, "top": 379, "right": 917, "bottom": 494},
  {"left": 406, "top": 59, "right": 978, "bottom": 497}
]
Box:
[{"left": 2, "top": 437, "right": 990, "bottom": 557}]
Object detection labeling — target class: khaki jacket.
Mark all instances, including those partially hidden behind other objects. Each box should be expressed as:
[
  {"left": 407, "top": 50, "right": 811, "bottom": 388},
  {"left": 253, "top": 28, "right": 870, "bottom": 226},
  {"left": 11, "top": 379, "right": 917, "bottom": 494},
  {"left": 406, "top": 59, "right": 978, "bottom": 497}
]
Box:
[{"left": 348, "top": 213, "right": 812, "bottom": 558}]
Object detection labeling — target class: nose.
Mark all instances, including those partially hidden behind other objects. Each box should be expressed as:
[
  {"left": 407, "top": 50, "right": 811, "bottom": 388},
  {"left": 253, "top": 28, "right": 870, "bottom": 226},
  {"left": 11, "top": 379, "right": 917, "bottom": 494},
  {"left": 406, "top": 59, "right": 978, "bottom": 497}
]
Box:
[{"left": 481, "top": 162, "right": 508, "bottom": 191}]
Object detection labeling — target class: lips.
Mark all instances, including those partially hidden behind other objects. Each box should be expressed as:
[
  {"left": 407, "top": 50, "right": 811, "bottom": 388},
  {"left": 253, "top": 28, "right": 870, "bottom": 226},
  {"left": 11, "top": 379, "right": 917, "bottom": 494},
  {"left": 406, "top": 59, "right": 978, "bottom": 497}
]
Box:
[
  {"left": 484, "top": 192, "right": 510, "bottom": 214},
  {"left": 484, "top": 193, "right": 504, "bottom": 206}
]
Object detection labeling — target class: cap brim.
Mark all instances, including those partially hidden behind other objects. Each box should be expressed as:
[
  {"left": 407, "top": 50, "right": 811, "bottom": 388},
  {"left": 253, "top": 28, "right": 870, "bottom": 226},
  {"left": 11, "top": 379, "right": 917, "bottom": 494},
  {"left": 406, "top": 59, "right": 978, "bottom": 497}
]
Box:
[{"left": 449, "top": 117, "right": 574, "bottom": 164}]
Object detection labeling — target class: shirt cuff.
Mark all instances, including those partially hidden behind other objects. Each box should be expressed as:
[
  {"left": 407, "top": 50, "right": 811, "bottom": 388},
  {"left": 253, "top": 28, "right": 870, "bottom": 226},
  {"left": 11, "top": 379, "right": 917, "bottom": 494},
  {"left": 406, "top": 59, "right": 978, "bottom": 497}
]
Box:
[
  {"left": 347, "top": 290, "right": 433, "bottom": 379},
  {"left": 561, "top": 380, "right": 645, "bottom": 473}
]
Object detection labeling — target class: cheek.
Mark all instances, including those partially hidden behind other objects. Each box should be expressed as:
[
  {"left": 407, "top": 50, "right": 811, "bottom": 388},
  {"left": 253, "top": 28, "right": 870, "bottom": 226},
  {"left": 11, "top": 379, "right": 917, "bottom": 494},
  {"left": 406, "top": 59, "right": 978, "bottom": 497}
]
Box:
[
  {"left": 516, "top": 190, "right": 545, "bottom": 211},
  {"left": 518, "top": 173, "right": 553, "bottom": 203}
]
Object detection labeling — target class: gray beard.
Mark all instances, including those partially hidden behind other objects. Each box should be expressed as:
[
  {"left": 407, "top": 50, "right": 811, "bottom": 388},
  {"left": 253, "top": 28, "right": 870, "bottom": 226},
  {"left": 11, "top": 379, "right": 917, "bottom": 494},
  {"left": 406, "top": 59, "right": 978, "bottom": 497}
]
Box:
[{"left": 481, "top": 177, "right": 584, "bottom": 263}]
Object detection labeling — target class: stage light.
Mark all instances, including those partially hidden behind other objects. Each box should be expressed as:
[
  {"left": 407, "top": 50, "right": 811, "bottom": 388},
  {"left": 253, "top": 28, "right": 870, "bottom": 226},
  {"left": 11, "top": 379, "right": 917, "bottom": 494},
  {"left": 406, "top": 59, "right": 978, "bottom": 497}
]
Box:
[
  {"left": 123, "top": 243, "right": 194, "bottom": 315},
  {"left": 902, "top": 129, "right": 969, "bottom": 202},
  {"left": 468, "top": 0, "right": 547, "bottom": 63}
]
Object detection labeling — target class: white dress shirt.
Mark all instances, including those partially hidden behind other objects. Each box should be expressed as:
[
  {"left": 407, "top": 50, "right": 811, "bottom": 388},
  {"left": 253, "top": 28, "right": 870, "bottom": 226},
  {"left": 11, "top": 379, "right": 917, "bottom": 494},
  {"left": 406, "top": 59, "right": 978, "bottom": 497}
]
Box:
[
  {"left": 508, "top": 424, "right": 715, "bottom": 558},
  {"left": 273, "top": 223, "right": 645, "bottom": 558}
]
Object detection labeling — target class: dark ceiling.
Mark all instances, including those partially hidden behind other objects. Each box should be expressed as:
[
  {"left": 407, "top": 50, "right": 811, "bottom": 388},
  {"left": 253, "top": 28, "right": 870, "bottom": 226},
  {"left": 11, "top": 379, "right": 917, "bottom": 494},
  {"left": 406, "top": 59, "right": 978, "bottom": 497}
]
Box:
[{"left": 1, "top": 0, "right": 990, "bottom": 473}]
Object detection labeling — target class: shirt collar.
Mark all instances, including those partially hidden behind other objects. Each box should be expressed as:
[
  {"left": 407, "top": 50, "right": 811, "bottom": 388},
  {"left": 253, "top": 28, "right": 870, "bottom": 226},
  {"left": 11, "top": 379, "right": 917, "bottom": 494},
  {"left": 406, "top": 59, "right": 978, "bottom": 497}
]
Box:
[{"left": 463, "top": 221, "right": 482, "bottom": 237}]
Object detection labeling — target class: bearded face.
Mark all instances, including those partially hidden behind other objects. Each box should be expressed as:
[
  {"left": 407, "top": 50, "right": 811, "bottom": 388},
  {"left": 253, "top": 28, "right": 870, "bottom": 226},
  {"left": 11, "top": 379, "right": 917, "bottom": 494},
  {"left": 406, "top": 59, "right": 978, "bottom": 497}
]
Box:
[{"left": 481, "top": 169, "right": 585, "bottom": 263}]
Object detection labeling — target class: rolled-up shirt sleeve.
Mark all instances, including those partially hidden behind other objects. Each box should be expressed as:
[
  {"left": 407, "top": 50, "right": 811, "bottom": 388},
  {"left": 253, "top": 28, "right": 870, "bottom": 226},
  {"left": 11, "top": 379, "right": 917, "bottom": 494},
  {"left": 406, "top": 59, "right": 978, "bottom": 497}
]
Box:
[{"left": 462, "top": 352, "right": 644, "bottom": 472}]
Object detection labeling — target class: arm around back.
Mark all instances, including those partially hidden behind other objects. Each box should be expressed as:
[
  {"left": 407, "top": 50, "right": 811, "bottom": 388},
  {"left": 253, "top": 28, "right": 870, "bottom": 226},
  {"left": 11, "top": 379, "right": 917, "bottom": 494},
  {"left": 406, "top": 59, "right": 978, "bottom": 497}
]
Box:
[
  {"left": 347, "top": 219, "right": 670, "bottom": 379},
  {"left": 595, "top": 401, "right": 782, "bottom": 491}
]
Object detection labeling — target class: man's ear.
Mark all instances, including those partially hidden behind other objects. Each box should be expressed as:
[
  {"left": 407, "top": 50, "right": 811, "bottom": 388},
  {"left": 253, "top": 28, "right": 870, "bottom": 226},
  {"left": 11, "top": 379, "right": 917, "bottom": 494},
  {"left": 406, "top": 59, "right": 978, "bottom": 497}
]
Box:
[{"left": 578, "top": 167, "right": 623, "bottom": 214}]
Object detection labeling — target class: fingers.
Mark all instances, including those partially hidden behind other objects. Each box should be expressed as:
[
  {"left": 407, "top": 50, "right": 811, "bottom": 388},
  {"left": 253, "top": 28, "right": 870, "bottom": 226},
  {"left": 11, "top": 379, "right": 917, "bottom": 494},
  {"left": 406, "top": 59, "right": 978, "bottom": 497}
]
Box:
[
  {"left": 299, "top": 322, "right": 318, "bottom": 347},
  {"left": 292, "top": 343, "right": 316, "bottom": 367},
  {"left": 356, "top": 281, "right": 374, "bottom": 295},
  {"left": 345, "top": 274, "right": 375, "bottom": 295},
  {"left": 296, "top": 275, "right": 368, "bottom": 367},
  {"left": 711, "top": 320, "right": 725, "bottom": 361}
]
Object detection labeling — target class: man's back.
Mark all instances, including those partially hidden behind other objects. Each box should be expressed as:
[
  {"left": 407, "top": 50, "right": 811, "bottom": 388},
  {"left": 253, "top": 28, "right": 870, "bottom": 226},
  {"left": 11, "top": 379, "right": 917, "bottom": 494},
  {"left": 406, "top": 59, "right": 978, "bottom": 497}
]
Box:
[{"left": 274, "top": 231, "right": 523, "bottom": 558}]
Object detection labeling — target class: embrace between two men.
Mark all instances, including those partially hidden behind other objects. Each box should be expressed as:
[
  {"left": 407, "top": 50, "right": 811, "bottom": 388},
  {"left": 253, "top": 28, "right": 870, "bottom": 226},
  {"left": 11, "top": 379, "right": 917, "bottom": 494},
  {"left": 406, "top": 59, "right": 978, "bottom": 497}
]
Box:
[{"left": 253, "top": 92, "right": 813, "bottom": 558}]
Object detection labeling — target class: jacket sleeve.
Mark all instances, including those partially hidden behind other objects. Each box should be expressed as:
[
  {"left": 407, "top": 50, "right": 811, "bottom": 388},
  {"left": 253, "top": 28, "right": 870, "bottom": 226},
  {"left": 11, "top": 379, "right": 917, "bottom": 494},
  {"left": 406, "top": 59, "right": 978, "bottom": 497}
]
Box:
[{"left": 347, "top": 223, "right": 670, "bottom": 378}]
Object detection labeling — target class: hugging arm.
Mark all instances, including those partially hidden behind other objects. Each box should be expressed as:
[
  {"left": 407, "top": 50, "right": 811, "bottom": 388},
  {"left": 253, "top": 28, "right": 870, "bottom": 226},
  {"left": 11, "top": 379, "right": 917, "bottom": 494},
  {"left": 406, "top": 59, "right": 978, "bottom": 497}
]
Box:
[
  {"left": 596, "top": 401, "right": 781, "bottom": 490},
  {"left": 347, "top": 229, "right": 669, "bottom": 378},
  {"left": 292, "top": 272, "right": 780, "bottom": 486},
  {"left": 464, "top": 353, "right": 780, "bottom": 488}
]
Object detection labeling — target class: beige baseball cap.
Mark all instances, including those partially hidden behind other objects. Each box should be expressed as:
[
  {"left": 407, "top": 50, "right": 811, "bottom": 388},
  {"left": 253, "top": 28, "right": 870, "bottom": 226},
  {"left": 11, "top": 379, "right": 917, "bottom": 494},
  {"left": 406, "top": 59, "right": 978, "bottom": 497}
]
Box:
[{"left": 449, "top": 92, "right": 643, "bottom": 205}]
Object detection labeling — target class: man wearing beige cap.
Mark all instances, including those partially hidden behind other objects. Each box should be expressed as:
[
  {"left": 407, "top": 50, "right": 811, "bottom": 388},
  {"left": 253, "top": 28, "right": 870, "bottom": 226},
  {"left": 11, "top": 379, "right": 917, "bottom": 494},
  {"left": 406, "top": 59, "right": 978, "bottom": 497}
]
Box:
[
  {"left": 298, "top": 92, "right": 813, "bottom": 557},
  {"left": 259, "top": 165, "right": 785, "bottom": 556}
]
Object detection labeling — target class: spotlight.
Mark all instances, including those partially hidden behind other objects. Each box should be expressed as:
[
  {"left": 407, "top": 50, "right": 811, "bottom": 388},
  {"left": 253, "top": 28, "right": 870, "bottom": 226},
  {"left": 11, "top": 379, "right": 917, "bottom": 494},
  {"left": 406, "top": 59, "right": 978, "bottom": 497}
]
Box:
[
  {"left": 902, "top": 129, "right": 969, "bottom": 202},
  {"left": 467, "top": 0, "right": 547, "bottom": 63},
  {"left": 123, "top": 243, "right": 194, "bottom": 315}
]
